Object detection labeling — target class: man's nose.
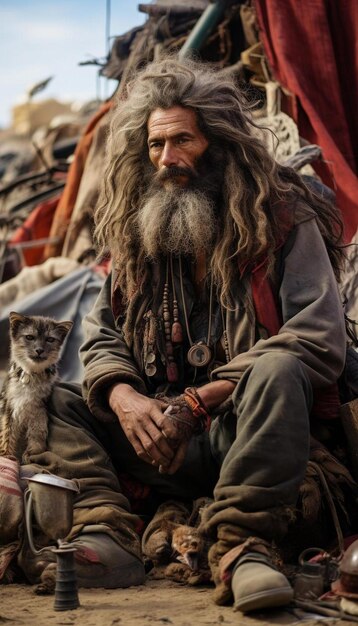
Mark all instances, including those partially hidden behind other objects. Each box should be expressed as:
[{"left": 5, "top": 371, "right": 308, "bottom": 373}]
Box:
[{"left": 159, "top": 142, "right": 179, "bottom": 168}]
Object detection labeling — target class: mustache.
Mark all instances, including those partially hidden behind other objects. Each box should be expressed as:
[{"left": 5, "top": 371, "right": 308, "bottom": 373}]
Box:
[{"left": 154, "top": 165, "right": 197, "bottom": 183}]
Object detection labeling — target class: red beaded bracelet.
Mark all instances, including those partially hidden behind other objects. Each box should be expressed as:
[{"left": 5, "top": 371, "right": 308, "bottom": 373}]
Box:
[{"left": 184, "top": 387, "right": 211, "bottom": 431}]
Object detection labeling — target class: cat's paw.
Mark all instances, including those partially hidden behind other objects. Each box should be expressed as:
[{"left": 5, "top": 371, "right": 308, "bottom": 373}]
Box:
[
  {"left": 22, "top": 445, "right": 46, "bottom": 464},
  {"left": 164, "top": 561, "right": 191, "bottom": 582},
  {"left": 35, "top": 581, "right": 55, "bottom": 595}
]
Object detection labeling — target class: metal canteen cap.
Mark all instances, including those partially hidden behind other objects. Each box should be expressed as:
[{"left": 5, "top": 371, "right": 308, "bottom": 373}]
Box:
[{"left": 27, "top": 473, "right": 79, "bottom": 492}]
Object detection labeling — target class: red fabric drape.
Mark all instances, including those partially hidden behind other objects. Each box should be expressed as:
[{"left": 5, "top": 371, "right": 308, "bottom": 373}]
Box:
[
  {"left": 9, "top": 195, "right": 60, "bottom": 266},
  {"left": 254, "top": 0, "right": 358, "bottom": 241}
]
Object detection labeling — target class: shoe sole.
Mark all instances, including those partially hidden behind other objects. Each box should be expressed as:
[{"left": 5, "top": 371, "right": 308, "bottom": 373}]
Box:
[{"left": 234, "top": 586, "right": 294, "bottom": 613}]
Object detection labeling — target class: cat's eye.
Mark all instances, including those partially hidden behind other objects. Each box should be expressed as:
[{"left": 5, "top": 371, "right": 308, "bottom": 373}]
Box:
[
  {"left": 46, "top": 337, "right": 56, "bottom": 343},
  {"left": 25, "top": 334, "right": 34, "bottom": 341}
]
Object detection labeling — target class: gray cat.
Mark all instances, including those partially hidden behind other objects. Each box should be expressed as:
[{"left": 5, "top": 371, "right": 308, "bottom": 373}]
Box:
[{"left": 0, "top": 312, "right": 73, "bottom": 464}]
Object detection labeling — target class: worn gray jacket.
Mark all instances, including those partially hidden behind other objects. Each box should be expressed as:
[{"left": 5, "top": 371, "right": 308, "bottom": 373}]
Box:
[{"left": 80, "top": 209, "right": 346, "bottom": 423}]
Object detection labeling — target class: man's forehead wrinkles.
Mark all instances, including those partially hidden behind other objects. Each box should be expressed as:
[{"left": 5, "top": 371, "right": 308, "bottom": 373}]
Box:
[
  {"left": 147, "top": 107, "right": 199, "bottom": 134},
  {"left": 149, "top": 114, "right": 189, "bottom": 126},
  {"left": 148, "top": 120, "right": 195, "bottom": 135}
]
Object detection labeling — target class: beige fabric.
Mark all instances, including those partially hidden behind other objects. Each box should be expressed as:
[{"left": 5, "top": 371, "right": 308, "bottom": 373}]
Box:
[
  {"left": 0, "top": 257, "right": 79, "bottom": 309},
  {"left": 253, "top": 82, "right": 316, "bottom": 176}
]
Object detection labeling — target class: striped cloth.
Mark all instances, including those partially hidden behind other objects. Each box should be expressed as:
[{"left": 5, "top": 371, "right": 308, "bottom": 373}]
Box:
[
  {"left": 0, "top": 456, "right": 22, "bottom": 497},
  {"left": 0, "top": 456, "right": 22, "bottom": 581}
]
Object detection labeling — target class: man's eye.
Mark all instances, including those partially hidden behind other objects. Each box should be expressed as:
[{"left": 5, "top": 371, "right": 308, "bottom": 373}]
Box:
[
  {"left": 25, "top": 335, "right": 34, "bottom": 341},
  {"left": 46, "top": 337, "right": 55, "bottom": 343},
  {"left": 149, "top": 142, "right": 161, "bottom": 149}
]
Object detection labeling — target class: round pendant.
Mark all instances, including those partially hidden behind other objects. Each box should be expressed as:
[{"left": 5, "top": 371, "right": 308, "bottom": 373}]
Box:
[
  {"left": 187, "top": 343, "right": 212, "bottom": 368},
  {"left": 145, "top": 363, "right": 157, "bottom": 377},
  {"left": 146, "top": 351, "right": 156, "bottom": 364}
]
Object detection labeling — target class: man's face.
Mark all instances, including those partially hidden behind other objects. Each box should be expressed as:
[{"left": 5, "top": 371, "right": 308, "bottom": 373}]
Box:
[{"left": 147, "top": 106, "right": 209, "bottom": 188}]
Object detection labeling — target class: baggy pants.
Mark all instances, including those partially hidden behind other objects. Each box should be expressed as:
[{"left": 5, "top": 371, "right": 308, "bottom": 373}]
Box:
[{"left": 20, "top": 352, "right": 312, "bottom": 581}]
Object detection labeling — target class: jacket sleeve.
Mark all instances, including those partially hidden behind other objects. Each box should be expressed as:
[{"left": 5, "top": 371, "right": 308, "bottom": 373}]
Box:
[
  {"left": 80, "top": 272, "right": 147, "bottom": 421},
  {"left": 212, "top": 217, "right": 346, "bottom": 388}
]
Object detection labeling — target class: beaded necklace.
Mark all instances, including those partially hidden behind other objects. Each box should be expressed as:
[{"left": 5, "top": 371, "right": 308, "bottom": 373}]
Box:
[
  {"left": 162, "top": 254, "right": 215, "bottom": 383},
  {"left": 178, "top": 255, "right": 214, "bottom": 368}
]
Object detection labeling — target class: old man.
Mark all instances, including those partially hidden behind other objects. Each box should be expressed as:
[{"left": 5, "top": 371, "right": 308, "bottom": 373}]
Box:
[{"left": 5, "top": 58, "right": 351, "bottom": 612}]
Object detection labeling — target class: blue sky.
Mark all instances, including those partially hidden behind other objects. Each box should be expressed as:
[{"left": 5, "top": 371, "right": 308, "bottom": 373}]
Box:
[{"left": 0, "top": 0, "right": 145, "bottom": 128}]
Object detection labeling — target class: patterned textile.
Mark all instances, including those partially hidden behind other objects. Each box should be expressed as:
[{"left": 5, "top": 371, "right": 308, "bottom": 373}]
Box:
[{"left": 0, "top": 456, "right": 22, "bottom": 580}]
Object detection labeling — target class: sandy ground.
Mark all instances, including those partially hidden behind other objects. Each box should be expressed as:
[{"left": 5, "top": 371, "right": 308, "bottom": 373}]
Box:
[{"left": 1, "top": 579, "right": 358, "bottom": 626}]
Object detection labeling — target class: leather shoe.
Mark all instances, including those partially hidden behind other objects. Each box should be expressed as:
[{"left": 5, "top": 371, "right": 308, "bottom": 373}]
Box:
[
  {"left": 73, "top": 531, "right": 145, "bottom": 588},
  {"left": 232, "top": 552, "right": 293, "bottom": 613}
]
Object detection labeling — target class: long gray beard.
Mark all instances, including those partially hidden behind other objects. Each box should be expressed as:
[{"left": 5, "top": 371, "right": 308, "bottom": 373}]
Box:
[{"left": 137, "top": 187, "right": 217, "bottom": 258}]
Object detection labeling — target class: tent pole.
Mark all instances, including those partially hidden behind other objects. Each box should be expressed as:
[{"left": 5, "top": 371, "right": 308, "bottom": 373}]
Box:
[{"left": 178, "top": 0, "right": 228, "bottom": 59}]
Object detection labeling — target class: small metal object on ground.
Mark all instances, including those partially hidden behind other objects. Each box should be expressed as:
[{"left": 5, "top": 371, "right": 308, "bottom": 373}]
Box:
[
  {"left": 25, "top": 473, "right": 81, "bottom": 612},
  {"left": 53, "top": 544, "right": 80, "bottom": 611},
  {"left": 295, "top": 599, "right": 358, "bottom": 622}
]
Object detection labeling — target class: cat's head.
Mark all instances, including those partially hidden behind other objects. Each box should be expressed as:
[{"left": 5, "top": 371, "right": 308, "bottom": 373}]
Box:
[
  {"left": 171, "top": 524, "right": 204, "bottom": 571},
  {"left": 9, "top": 312, "right": 73, "bottom": 373}
]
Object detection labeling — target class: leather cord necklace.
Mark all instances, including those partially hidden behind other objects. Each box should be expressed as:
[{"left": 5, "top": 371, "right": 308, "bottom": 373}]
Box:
[
  {"left": 221, "top": 305, "right": 231, "bottom": 363},
  {"left": 178, "top": 255, "right": 214, "bottom": 368}
]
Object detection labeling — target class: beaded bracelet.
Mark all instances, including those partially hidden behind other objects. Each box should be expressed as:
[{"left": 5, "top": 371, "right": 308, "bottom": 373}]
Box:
[{"left": 184, "top": 387, "right": 211, "bottom": 431}]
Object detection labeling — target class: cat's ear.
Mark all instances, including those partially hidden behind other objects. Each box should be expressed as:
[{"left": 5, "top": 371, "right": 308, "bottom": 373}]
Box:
[
  {"left": 56, "top": 320, "right": 73, "bottom": 339},
  {"left": 9, "top": 311, "right": 30, "bottom": 335}
]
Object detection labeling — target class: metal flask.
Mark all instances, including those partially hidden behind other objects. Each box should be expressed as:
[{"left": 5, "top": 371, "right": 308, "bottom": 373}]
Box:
[{"left": 24, "top": 473, "right": 80, "bottom": 611}]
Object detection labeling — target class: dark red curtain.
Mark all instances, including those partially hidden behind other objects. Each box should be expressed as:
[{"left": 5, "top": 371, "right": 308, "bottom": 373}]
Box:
[{"left": 254, "top": 0, "right": 358, "bottom": 241}]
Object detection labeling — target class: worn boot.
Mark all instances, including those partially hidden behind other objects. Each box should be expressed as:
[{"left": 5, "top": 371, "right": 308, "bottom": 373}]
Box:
[
  {"left": 72, "top": 531, "right": 145, "bottom": 588},
  {"left": 232, "top": 552, "right": 293, "bottom": 613},
  {"left": 20, "top": 528, "right": 145, "bottom": 592}
]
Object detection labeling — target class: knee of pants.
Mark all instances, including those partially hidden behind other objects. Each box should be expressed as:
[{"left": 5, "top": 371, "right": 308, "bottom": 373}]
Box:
[
  {"left": 251, "top": 352, "right": 306, "bottom": 380},
  {"left": 233, "top": 352, "right": 313, "bottom": 407},
  {"left": 48, "top": 382, "right": 83, "bottom": 414}
]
